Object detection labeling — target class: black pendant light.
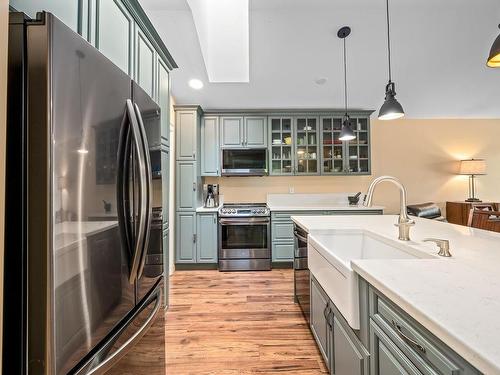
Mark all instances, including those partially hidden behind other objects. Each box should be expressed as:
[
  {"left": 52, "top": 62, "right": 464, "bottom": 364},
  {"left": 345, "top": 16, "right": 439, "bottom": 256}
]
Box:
[
  {"left": 487, "top": 24, "right": 500, "bottom": 68},
  {"left": 378, "top": 0, "right": 405, "bottom": 120},
  {"left": 338, "top": 26, "right": 356, "bottom": 142}
]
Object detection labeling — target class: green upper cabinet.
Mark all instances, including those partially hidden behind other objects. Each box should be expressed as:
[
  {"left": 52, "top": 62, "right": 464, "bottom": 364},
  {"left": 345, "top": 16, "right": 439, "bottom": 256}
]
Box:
[
  {"left": 294, "top": 116, "right": 320, "bottom": 175},
  {"left": 157, "top": 57, "right": 170, "bottom": 145},
  {"left": 244, "top": 117, "right": 267, "bottom": 148},
  {"left": 175, "top": 106, "right": 201, "bottom": 161},
  {"left": 135, "top": 27, "right": 156, "bottom": 97},
  {"left": 220, "top": 116, "right": 244, "bottom": 148},
  {"left": 11, "top": 0, "right": 82, "bottom": 33},
  {"left": 201, "top": 116, "right": 220, "bottom": 176},
  {"left": 96, "top": 0, "right": 134, "bottom": 75},
  {"left": 269, "top": 117, "right": 294, "bottom": 175},
  {"left": 220, "top": 116, "right": 267, "bottom": 148},
  {"left": 320, "top": 115, "right": 371, "bottom": 175}
]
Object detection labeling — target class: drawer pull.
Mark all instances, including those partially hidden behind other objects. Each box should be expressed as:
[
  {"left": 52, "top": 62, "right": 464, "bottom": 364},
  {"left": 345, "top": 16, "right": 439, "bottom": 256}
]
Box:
[{"left": 391, "top": 320, "right": 426, "bottom": 354}]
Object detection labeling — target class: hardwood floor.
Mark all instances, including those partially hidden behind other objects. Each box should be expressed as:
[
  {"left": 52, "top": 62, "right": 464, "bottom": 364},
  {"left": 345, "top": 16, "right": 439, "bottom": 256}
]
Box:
[{"left": 165, "top": 270, "right": 328, "bottom": 375}]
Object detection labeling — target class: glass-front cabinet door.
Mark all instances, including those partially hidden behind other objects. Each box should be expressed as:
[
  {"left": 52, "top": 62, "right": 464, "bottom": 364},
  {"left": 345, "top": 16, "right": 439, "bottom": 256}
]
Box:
[
  {"left": 294, "top": 117, "right": 319, "bottom": 175},
  {"left": 320, "top": 115, "right": 371, "bottom": 175},
  {"left": 321, "top": 117, "right": 344, "bottom": 174},
  {"left": 269, "top": 117, "right": 293, "bottom": 175},
  {"left": 346, "top": 117, "right": 370, "bottom": 174}
]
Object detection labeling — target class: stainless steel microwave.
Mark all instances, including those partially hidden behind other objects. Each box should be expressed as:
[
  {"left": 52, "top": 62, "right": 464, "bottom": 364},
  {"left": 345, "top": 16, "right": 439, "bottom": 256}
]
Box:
[{"left": 221, "top": 148, "right": 268, "bottom": 176}]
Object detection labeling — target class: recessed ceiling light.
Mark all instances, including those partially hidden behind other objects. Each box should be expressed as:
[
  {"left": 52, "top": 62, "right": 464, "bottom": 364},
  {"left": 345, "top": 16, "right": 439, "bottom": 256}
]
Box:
[
  {"left": 314, "top": 77, "right": 328, "bottom": 85},
  {"left": 189, "top": 79, "right": 204, "bottom": 90},
  {"left": 77, "top": 148, "right": 89, "bottom": 154}
]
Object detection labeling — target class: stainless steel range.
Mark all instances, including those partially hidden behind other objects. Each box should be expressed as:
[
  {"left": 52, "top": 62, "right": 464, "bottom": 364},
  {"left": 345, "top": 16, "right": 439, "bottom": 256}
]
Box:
[{"left": 218, "top": 203, "right": 271, "bottom": 271}]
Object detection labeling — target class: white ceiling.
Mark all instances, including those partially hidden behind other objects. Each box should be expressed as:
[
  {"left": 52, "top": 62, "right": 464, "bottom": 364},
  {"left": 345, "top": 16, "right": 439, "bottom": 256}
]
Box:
[{"left": 141, "top": 0, "right": 500, "bottom": 118}]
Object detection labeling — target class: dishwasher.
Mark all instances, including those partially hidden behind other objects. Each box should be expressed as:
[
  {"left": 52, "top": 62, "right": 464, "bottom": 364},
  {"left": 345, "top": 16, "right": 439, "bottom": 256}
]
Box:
[{"left": 294, "top": 224, "right": 310, "bottom": 323}]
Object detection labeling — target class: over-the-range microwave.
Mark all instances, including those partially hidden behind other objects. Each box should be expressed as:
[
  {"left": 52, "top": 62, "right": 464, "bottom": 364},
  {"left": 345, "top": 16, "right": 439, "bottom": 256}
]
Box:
[{"left": 221, "top": 148, "right": 268, "bottom": 176}]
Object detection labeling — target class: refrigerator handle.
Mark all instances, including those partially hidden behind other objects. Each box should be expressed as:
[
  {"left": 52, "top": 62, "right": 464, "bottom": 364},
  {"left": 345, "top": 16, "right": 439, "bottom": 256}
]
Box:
[
  {"left": 125, "top": 99, "right": 148, "bottom": 284},
  {"left": 133, "top": 102, "right": 153, "bottom": 280},
  {"left": 74, "top": 285, "right": 162, "bottom": 375},
  {"left": 117, "top": 103, "right": 134, "bottom": 274}
]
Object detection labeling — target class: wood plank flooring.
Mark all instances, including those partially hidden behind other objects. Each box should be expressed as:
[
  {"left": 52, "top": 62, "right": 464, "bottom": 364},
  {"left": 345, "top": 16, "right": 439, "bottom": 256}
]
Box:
[{"left": 165, "top": 270, "right": 328, "bottom": 375}]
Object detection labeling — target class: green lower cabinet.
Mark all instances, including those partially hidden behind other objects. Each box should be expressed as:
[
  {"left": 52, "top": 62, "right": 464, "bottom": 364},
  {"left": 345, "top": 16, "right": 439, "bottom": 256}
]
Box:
[
  {"left": 370, "top": 319, "right": 424, "bottom": 375},
  {"left": 196, "top": 213, "right": 218, "bottom": 263},
  {"left": 331, "top": 316, "right": 369, "bottom": 375},
  {"left": 272, "top": 242, "right": 294, "bottom": 262},
  {"left": 175, "top": 212, "right": 196, "bottom": 263},
  {"left": 311, "top": 277, "right": 330, "bottom": 369}
]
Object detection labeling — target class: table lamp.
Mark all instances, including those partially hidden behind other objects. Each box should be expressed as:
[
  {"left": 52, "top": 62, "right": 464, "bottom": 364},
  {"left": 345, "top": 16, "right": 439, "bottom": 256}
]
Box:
[{"left": 459, "top": 159, "right": 487, "bottom": 202}]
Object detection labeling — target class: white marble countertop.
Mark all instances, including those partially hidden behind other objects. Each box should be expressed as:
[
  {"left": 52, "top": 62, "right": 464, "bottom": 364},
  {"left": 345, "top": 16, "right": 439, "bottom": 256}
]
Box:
[
  {"left": 196, "top": 204, "right": 222, "bottom": 213},
  {"left": 267, "top": 192, "right": 384, "bottom": 212},
  {"left": 291, "top": 215, "right": 500, "bottom": 375}
]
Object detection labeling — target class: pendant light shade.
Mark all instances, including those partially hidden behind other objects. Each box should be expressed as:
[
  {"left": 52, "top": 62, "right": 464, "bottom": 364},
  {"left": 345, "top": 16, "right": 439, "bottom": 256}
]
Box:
[
  {"left": 378, "top": 0, "right": 405, "bottom": 120},
  {"left": 487, "top": 25, "right": 500, "bottom": 68},
  {"left": 378, "top": 82, "right": 405, "bottom": 120},
  {"left": 338, "top": 26, "right": 356, "bottom": 142},
  {"left": 339, "top": 115, "right": 356, "bottom": 141}
]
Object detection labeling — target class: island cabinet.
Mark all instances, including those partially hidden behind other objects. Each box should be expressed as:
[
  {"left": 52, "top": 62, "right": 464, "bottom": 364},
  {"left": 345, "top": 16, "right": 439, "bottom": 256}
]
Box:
[
  {"left": 308, "top": 276, "right": 482, "bottom": 375},
  {"left": 310, "top": 275, "right": 369, "bottom": 375},
  {"left": 220, "top": 116, "right": 267, "bottom": 148},
  {"left": 365, "top": 281, "right": 482, "bottom": 375}
]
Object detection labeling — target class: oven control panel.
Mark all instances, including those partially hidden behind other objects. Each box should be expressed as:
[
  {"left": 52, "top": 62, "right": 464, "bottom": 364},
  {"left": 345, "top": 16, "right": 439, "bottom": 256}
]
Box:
[{"left": 219, "top": 205, "right": 270, "bottom": 217}]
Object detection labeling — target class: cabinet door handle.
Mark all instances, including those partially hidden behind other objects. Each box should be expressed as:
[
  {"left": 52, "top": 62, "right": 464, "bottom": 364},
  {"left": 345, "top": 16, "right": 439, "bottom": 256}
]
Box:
[
  {"left": 391, "top": 320, "right": 426, "bottom": 354},
  {"left": 213, "top": 216, "right": 216, "bottom": 224},
  {"left": 193, "top": 182, "right": 196, "bottom": 191},
  {"left": 193, "top": 234, "right": 197, "bottom": 243},
  {"left": 192, "top": 151, "right": 196, "bottom": 158}
]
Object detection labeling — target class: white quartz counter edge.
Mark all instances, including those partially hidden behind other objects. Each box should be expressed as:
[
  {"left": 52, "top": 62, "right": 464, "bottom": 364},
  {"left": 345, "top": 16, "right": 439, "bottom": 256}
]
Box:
[
  {"left": 291, "top": 215, "right": 500, "bottom": 375},
  {"left": 268, "top": 204, "right": 384, "bottom": 212},
  {"left": 351, "top": 263, "right": 496, "bottom": 375},
  {"left": 196, "top": 204, "right": 222, "bottom": 213}
]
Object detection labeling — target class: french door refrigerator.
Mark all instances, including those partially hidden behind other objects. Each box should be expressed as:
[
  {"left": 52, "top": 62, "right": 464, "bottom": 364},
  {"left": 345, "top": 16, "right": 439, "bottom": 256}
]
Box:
[{"left": 4, "top": 12, "right": 165, "bottom": 375}]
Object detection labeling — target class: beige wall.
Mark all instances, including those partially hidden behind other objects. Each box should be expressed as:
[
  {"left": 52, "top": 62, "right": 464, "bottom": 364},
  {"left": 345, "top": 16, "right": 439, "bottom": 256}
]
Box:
[
  {"left": 206, "top": 119, "right": 500, "bottom": 214},
  {"left": 0, "top": 0, "right": 9, "bottom": 371}
]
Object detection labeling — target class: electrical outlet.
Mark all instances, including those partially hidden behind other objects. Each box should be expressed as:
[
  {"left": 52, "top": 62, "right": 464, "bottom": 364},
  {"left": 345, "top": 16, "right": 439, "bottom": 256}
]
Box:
[{"left": 289, "top": 186, "right": 295, "bottom": 194}]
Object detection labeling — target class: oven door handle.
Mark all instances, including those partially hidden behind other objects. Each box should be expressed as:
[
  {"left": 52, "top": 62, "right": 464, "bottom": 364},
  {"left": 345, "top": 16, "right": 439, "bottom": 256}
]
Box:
[{"left": 219, "top": 218, "right": 270, "bottom": 225}]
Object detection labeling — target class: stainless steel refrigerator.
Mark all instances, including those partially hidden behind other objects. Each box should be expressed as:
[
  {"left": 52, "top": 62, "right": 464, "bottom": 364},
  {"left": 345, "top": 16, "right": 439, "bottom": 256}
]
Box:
[{"left": 4, "top": 12, "right": 165, "bottom": 374}]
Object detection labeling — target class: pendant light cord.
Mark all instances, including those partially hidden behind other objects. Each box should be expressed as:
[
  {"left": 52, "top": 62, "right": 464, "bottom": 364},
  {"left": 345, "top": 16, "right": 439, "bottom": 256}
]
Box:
[
  {"left": 386, "top": 0, "right": 392, "bottom": 83},
  {"left": 343, "top": 37, "right": 348, "bottom": 115}
]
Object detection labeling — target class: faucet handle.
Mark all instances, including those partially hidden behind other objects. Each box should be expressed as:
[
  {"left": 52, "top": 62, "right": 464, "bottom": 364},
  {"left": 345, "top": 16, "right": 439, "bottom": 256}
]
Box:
[{"left": 423, "top": 238, "right": 451, "bottom": 257}]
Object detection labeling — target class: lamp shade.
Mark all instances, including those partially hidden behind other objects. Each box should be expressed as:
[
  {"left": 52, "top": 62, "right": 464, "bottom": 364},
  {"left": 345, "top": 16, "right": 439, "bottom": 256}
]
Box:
[
  {"left": 378, "top": 82, "right": 405, "bottom": 120},
  {"left": 339, "top": 116, "right": 356, "bottom": 141},
  {"left": 459, "top": 159, "right": 487, "bottom": 175},
  {"left": 487, "top": 28, "right": 500, "bottom": 68}
]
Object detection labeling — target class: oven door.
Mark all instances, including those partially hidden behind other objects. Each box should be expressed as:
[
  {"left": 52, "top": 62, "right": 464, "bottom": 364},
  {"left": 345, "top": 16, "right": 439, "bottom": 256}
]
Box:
[
  {"left": 218, "top": 217, "right": 270, "bottom": 259},
  {"left": 294, "top": 225, "right": 310, "bottom": 323}
]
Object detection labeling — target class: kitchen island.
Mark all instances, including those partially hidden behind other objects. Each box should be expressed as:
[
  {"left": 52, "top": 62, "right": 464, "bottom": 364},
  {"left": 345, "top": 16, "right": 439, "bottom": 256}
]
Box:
[{"left": 292, "top": 214, "right": 500, "bottom": 375}]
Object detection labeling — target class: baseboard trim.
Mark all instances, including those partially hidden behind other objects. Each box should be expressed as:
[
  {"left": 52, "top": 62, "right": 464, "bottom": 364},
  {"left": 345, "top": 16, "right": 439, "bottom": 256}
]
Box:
[
  {"left": 175, "top": 263, "right": 218, "bottom": 270},
  {"left": 271, "top": 262, "right": 293, "bottom": 269}
]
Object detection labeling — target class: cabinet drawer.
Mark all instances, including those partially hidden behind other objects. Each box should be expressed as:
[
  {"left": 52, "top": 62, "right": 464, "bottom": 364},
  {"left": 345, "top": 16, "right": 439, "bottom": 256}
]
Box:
[
  {"left": 271, "top": 242, "right": 294, "bottom": 262},
  {"left": 271, "top": 211, "right": 320, "bottom": 221},
  {"left": 271, "top": 221, "right": 294, "bottom": 242},
  {"left": 370, "top": 288, "right": 475, "bottom": 375},
  {"left": 370, "top": 319, "right": 426, "bottom": 375}
]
